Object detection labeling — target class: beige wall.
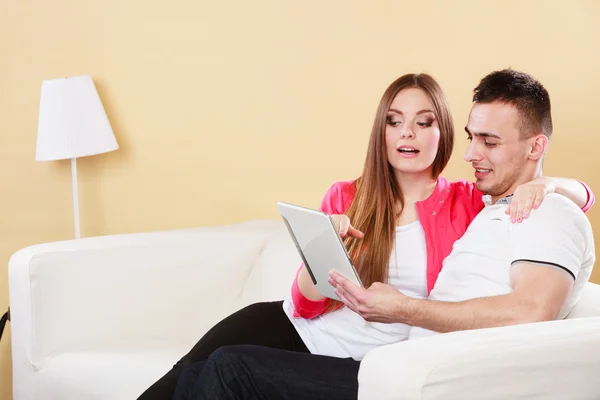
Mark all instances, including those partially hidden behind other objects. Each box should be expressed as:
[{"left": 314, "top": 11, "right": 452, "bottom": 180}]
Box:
[{"left": 1, "top": 0, "right": 600, "bottom": 397}]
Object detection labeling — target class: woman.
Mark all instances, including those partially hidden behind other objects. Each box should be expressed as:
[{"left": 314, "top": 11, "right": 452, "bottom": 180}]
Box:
[{"left": 138, "top": 73, "right": 593, "bottom": 399}]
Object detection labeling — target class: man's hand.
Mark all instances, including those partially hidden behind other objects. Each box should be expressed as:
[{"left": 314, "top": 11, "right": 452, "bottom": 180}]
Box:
[
  {"left": 506, "top": 177, "right": 555, "bottom": 223},
  {"left": 328, "top": 270, "right": 411, "bottom": 323}
]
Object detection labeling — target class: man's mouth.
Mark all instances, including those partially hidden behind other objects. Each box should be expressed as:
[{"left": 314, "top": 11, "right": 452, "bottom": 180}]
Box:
[{"left": 474, "top": 167, "right": 492, "bottom": 179}]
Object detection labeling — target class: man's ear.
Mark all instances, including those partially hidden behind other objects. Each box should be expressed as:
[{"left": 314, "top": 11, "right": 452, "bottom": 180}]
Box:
[{"left": 528, "top": 134, "right": 548, "bottom": 161}]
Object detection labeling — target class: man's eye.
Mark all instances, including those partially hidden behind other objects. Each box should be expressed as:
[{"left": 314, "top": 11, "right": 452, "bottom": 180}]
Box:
[
  {"left": 466, "top": 135, "right": 472, "bottom": 142},
  {"left": 485, "top": 142, "right": 498, "bottom": 148}
]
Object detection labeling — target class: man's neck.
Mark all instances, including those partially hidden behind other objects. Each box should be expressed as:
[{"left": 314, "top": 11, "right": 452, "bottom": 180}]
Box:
[{"left": 491, "top": 169, "right": 543, "bottom": 204}]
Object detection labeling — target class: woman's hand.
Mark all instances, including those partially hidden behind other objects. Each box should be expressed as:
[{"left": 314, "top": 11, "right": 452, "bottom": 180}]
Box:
[
  {"left": 506, "top": 177, "right": 556, "bottom": 223},
  {"left": 329, "top": 214, "right": 365, "bottom": 238}
]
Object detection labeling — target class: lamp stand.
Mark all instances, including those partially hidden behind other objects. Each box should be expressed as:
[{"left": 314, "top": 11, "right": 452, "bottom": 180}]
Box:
[{"left": 71, "top": 158, "right": 81, "bottom": 239}]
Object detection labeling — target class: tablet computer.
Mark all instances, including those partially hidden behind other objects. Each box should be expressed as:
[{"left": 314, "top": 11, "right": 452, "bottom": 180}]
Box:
[{"left": 277, "top": 201, "right": 363, "bottom": 300}]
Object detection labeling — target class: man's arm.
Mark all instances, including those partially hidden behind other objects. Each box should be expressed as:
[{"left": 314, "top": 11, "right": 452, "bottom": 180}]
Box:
[
  {"left": 410, "top": 195, "right": 590, "bottom": 332},
  {"left": 328, "top": 263, "right": 573, "bottom": 329},
  {"left": 399, "top": 262, "right": 574, "bottom": 332},
  {"left": 329, "top": 195, "right": 589, "bottom": 330}
]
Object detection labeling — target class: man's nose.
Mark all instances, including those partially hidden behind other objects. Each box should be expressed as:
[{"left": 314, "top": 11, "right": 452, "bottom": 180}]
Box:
[{"left": 464, "top": 141, "right": 482, "bottom": 162}]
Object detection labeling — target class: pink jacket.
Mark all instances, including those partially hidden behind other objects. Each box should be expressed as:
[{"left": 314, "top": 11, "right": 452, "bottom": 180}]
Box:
[{"left": 291, "top": 177, "right": 595, "bottom": 319}]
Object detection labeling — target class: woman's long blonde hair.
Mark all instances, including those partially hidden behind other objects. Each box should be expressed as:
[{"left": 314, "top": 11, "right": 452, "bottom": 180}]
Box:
[{"left": 325, "top": 73, "right": 454, "bottom": 313}]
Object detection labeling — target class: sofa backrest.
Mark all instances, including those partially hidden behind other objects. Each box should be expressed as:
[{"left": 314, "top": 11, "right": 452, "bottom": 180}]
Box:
[
  {"left": 567, "top": 282, "right": 600, "bottom": 319},
  {"left": 234, "top": 222, "right": 301, "bottom": 309}
]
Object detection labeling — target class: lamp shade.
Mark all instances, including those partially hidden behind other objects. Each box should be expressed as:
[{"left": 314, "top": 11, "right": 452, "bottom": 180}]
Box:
[{"left": 36, "top": 75, "right": 118, "bottom": 161}]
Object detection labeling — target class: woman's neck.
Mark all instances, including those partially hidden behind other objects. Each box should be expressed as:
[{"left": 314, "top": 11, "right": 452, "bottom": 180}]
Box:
[
  {"left": 395, "top": 171, "right": 438, "bottom": 203},
  {"left": 393, "top": 170, "right": 438, "bottom": 226}
]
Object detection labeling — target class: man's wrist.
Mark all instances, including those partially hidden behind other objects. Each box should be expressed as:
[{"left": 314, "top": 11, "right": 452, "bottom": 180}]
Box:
[{"left": 392, "top": 296, "right": 420, "bottom": 325}]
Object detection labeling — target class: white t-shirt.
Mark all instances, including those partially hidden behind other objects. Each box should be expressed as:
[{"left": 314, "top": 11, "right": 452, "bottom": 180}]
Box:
[
  {"left": 409, "top": 193, "right": 595, "bottom": 340},
  {"left": 283, "top": 220, "right": 428, "bottom": 360}
]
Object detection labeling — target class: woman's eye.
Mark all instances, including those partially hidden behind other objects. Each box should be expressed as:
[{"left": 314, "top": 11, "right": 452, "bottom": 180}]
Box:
[
  {"left": 386, "top": 119, "right": 402, "bottom": 127},
  {"left": 466, "top": 135, "right": 473, "bottom": 142},
  {"left": 417, "top": 121, "right": 433, "bottom": 127}
]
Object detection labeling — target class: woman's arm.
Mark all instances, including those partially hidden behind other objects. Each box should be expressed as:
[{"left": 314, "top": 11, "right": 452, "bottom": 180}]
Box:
[
  {"left": 506, "top": 177, "right": 594, "bottom": 222},
  {"left": 552, "top": 178, "right": 594, "bottom": 211},
  {"left": 291, "top": 265, "right": 330, "bottom": 318}
]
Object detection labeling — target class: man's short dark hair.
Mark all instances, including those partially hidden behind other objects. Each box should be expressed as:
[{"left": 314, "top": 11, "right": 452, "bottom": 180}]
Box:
[{"left": 473, "top": 69, "right": 552, "bottom": 139}]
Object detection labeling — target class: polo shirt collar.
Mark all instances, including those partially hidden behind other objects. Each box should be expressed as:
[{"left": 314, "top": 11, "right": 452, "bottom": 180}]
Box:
[{"left": 483, "top": 194, "right": 513, "bottom": 206}]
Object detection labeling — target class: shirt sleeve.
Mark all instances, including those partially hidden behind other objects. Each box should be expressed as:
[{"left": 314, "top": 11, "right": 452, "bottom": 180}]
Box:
[
  {"left": 290, "top": 181, "right": 354, "bottom": 318},
  {"left": 290, "top": 265, "right": 330, "bottom": 318},
  {"left": 511, "top": 194, "right": 592, "bottom": 280},
  {"left": 578, "top": 180, "right": 595, "bottom": 213}
]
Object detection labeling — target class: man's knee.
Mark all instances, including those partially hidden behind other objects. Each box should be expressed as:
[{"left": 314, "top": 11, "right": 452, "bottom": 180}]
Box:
[
  {"left": 191, "top": 346, "right": 256, "bottom": 399},
  {"left": 204, "top": 345, "right": 264, "bottom": 388},
  {"left": 205, "top": 345, "right": 248, "bottom": 375},
  {"left": 173, "top": 361, "right": 206, "bottom": 400},
  {"left": 179, "top": 361, "right": 206, "bottom": 382}
]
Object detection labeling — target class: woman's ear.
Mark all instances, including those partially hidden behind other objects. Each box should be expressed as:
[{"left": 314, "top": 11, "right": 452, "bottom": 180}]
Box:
[{"left": 528, "top": 134, "right": 549, "bottom": 161}]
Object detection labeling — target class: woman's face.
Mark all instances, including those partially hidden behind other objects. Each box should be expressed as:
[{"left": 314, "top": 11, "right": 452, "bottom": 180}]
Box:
[{"left": 385, "top": 87, "right": 441, "bottom": 177}]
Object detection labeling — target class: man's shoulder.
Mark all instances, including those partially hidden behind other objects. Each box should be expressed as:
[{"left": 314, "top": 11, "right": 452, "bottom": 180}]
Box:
[
  {"left": 525, "top": 193, "right": 592, "bottom": 234},
  {"left": 532, "top": 193, "right": 586, "bottom": 218}
]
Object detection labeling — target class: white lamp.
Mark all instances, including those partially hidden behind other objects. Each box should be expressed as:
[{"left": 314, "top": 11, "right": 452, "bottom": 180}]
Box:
[{"left": 36, "top": 75, "right": 119, "bottom": 239}]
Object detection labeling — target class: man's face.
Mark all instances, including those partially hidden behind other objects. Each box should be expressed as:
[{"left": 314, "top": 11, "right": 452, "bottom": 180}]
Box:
[{"left": 464, "top": 102, "right": 530, "bottom": 199}]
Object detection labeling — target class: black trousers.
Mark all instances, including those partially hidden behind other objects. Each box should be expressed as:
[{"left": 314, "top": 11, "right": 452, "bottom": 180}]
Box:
[
  {"left": 137, "top": 301, "right": 309, "bottom": 400},
  {"left": 173, "top": 344, "right": 361, "bottom": 400}
]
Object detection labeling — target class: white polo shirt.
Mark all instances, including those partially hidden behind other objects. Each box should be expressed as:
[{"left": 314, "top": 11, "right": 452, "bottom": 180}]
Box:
[{"left": 409, "top": 193, "right": 595, "bottom": 340}]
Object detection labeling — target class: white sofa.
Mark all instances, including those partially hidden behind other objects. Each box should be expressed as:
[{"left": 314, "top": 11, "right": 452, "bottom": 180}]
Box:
[{"left": 8, "top": 219, "right": 600, "bottom": 400}]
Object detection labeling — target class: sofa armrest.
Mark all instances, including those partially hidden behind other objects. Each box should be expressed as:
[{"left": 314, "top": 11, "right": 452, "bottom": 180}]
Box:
[
  {"left": 358, "top": 317, "right": 600, "bottom": 400},
  {"left": 8, "top": 220, "right": 283, "bottom": 370}
]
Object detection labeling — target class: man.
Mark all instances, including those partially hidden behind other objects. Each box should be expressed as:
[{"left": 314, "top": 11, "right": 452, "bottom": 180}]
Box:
[
  {"left": 332, "top": 69, "right": 595, "bottom": 341},
  {"left": 173, "top": 69, "right": 595, "bottom": 400}
]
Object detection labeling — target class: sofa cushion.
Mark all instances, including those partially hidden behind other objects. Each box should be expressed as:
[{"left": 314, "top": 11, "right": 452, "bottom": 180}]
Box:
[{"left": 33, "top": 350, "right": 184, "bottom": 400}]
